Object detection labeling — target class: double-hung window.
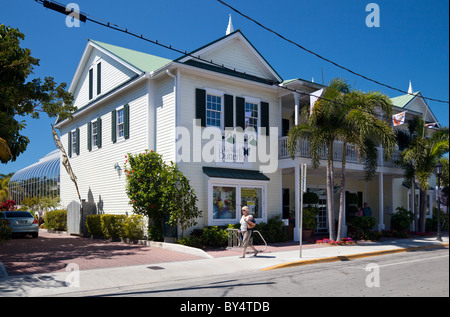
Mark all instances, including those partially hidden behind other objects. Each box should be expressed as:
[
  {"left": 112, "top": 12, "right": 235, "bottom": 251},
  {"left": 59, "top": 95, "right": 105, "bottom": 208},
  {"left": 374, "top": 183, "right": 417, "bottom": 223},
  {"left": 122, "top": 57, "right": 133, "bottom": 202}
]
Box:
[
  {"left": 112, "top": 104, "right": 129, "bottom": 143},
  {"left": 206, "top": 94, "right": 222, "bottom": 127},
  {"left": 245, "top": 101, "right": 259, "bottom": 131},
  {"left": 91, "top": 120, "right": 98, "bottom": 146},
  {"left": 88, "top": 117, "right": 102, "bottom": 151},
  {"left": 117, "top": 108, "right": 125, "bottom": 138}
]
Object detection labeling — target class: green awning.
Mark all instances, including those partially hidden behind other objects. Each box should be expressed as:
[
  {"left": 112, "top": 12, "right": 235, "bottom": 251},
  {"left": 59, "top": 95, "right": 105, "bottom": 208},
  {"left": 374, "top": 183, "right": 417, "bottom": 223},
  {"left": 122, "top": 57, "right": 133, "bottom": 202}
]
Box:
[{"left": 202, "top": 167, "right": 270, "bottom": 181}]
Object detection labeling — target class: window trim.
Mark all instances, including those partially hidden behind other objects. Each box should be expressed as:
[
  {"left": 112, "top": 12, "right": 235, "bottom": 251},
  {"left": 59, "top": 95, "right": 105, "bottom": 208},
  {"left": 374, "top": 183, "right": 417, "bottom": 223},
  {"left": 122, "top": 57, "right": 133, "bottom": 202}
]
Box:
[
  {"left": 116, "top": 106, "right": 125, "bottom": 141},
  {"left": 243, "top": 96, "right": 261, "bottom": 132},
  {"left": 207, "top": 177, "right": 267, "bottom": 226},
  {"left": 205, "top": 88, "right": 225, "bottom": 129}
]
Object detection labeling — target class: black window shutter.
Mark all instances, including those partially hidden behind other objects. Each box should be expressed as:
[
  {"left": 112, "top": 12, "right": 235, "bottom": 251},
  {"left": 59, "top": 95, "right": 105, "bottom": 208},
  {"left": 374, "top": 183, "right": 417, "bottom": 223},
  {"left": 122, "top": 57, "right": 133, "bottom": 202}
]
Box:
[
  {"left": 195, "top": 88, "right": 206, "bottom": 127},
  {"left": 261, "top": 101, "right": 269, "bottom": 136},
  {"left": 87, "top": 122, "right": 92, "bottom": 151},
  {"left": 89, "top": 68, "right": 93, "bottom": 100},
  {"left": 235, "top": 96, "right": 245, "bottom": 130},
  {"left": 124, "top": 104, "right": 130, "bottom": 139},
  {"left": 111, "top": 110, "right": 117, "bottom": 143},
  {"left": 75, "top": 128, "right": 80, "bottom": 156},
  {"left": 97, "top": 63, "right": 101, "bottom": 95},
  {"left": 68, "top": 131, "right": 72, "bottom": 158},
  {"left": 224, "top": 94, "right": 234, "bottom": 129},
  {"left": 97, "top": 117, "right": 102, "bottom": 148}
]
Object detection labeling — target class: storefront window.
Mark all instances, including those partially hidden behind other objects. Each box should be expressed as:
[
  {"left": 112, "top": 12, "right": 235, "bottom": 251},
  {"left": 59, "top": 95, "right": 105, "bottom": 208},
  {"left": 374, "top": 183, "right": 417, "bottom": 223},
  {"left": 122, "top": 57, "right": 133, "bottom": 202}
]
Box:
[
  {"left": 212, "top": 186, "right": 236, "bottom": 219},
  {"left": 241, "top": 187, "right": 262, "bottom": 218}
]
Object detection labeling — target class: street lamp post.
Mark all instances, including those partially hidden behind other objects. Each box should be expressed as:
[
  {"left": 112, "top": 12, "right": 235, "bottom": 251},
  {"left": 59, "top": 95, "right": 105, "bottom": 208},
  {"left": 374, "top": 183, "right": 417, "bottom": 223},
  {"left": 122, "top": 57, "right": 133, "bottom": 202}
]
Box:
[{"left": 434, "top": 162, "right": 443, "bottom": 242}]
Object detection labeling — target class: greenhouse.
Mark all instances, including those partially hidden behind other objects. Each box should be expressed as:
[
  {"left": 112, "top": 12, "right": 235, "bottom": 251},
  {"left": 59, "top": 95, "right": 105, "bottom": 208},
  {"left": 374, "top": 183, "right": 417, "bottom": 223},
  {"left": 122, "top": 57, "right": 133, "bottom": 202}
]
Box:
[{"left": 8, "top": 150, "right": 60, "bottom": 205}]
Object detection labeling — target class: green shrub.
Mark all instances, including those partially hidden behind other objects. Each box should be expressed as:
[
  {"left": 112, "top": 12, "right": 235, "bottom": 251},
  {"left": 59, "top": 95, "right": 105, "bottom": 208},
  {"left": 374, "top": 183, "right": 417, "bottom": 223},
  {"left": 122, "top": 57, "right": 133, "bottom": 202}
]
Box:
[
  {"left": 0, "top": 219, "right": 12, "bottom": 243},
  {"left": 86, "top": 214, "right": 145, "bottom": 240},
  {"left": 45, "top": 210, "right": 67, "bottom": 231},
  {"left": 348, "top": 216, "right": 376, "bottom": 240},
  {"left": 100, "top": 214, "right": 126, "bottom": 239},
  {"left": 391, "top": 207, "right": 413, "bottom": 232},
  {"left": 123, "top": 215, "right": 145, "bottom": 240},
  {"left": 86, "top": 215, "right": 103, "bottom": 237},
  {"left": 254, "top": 216, "right": 288, "bottom": 243}
]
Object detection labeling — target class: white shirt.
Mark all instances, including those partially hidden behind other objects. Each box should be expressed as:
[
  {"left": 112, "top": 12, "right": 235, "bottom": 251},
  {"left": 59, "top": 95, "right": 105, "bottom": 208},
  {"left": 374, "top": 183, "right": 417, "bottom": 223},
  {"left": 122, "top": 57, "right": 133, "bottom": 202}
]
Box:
[{"left": 240, "top": 216, "right": 248, "bottom": 232}]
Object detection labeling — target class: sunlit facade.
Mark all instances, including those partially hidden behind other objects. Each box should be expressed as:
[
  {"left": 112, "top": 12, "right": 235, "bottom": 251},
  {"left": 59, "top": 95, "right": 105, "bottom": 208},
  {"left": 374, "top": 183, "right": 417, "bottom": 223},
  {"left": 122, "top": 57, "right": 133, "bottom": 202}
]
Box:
[{"left": 8, "top": 150, "right": 60, "bottom": 205}]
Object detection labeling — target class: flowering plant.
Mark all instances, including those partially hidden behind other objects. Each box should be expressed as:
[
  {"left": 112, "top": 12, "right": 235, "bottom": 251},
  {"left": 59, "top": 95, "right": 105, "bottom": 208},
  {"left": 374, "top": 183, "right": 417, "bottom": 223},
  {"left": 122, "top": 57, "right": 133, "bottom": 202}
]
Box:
[{"left": 316, "top": 237, "right": 355, "bottom": 246}]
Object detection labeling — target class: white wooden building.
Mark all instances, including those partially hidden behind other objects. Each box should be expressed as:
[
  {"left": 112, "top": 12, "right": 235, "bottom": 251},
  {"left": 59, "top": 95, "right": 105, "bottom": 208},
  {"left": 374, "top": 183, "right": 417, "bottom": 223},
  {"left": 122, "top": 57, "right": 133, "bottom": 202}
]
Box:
[{"left": 55, "top": 24, "right": 441, "bottom": 239}]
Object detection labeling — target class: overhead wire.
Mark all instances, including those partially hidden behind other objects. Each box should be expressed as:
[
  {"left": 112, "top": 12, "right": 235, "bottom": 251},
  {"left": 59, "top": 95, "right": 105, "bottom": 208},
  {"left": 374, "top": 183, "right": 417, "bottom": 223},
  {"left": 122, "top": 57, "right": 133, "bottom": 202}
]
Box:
[
  {"left": 34, "top": 0, "right": 430, "bottom": 121},
  {"left": 216, "top": 0, "right": 449, "bottom": 105}
]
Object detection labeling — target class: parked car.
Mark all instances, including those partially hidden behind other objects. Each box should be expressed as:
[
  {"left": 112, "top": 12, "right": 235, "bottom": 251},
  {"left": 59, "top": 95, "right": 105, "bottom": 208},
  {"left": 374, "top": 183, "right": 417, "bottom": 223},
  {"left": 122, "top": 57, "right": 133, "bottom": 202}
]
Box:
[{"left": 0, "top": 211, "right": 39, "bottom": 238}]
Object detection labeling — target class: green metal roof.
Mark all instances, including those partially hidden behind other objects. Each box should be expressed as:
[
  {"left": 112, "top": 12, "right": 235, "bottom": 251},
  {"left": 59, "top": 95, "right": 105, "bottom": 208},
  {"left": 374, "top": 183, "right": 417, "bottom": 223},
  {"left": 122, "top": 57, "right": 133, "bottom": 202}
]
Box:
[
  {"left": 90, "top": 40, "right": 172, "bottom": 73},
  {"left": 202, "top": 166, "right": 270, "bottom": 181},
  {"left": 390, "top": 91, "right": 421, "bottom": 108}
]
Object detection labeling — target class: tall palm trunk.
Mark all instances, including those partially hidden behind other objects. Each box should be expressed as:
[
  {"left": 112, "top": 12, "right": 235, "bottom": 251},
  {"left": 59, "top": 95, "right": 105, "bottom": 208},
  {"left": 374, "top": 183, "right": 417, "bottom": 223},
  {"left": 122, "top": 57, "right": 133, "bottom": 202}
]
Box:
[
  {"left": 327, "top": 141, "right": 336, "bottom": 241},
  {"left": 419, "top": 189, "right": 427, "bottom": 233},
  {"left": 337, "top": 141, "right": 347, "bottom": 241}
]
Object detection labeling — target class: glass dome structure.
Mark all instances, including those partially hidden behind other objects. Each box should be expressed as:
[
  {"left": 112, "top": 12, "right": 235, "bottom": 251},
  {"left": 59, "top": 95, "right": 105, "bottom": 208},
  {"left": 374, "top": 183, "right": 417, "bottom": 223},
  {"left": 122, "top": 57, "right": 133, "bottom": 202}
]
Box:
[{"left": 8, "top": 150, "right": 60, "bottom": 205}]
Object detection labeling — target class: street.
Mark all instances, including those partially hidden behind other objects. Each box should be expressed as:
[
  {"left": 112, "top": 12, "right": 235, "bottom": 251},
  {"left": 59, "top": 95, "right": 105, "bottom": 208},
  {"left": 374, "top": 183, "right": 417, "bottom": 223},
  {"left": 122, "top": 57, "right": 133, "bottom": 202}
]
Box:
[{"left": 79, "top": 247, "right": 448, "bottom": 297}]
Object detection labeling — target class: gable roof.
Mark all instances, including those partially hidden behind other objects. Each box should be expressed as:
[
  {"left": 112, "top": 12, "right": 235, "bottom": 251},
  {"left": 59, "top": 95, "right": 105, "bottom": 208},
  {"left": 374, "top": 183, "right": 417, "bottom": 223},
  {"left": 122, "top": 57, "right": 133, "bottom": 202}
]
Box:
[
  {"left": 390, "top": 91, "right": 421, "bottom": 108},
  {"left": 390, "top": 91, "right": 440, "bottom": 128},
  {"left": 174, "top": 29, "right": 283, "bottom": 84},
  {"left": 89, "top": 40, "right": 172, "bottom": 74}
]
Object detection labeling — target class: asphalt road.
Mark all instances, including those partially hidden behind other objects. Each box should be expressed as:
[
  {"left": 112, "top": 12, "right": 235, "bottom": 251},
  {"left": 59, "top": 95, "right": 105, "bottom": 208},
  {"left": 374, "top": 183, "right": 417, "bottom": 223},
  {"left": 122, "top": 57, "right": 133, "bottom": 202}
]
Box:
[{"left": 91, "top": 248, "right": 449, "bottom": 298}]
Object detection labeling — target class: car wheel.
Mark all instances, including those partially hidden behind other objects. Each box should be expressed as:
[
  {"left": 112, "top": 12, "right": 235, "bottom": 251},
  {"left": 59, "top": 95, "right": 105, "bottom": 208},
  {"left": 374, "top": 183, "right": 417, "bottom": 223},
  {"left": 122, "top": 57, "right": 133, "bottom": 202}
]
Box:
[{"left": 32, "top": 232, "right": 38, "bottom": 238}]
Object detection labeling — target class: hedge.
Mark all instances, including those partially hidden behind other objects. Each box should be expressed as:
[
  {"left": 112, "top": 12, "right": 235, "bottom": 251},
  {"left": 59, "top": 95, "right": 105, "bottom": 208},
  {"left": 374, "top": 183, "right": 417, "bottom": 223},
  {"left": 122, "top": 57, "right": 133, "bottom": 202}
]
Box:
[
  {"left": 45, "top": 210, "right": 67, "bottom": 231},
  {"left": 86, "top": 214, "right": 145, "bottom": 240}
]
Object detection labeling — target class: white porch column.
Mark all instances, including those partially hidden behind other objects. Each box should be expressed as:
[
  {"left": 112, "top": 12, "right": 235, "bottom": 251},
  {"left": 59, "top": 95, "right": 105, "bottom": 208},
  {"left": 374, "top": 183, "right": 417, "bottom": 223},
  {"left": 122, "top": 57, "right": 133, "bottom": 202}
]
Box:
[
  {"left": 294, "top": 164, "right": 301, "bottom": 241},
  {"left": 294, "top": 92, "right": 300, "bottom": 126},
  {"left": 378, "top": 172, "right": 385, "bottom": 231}
]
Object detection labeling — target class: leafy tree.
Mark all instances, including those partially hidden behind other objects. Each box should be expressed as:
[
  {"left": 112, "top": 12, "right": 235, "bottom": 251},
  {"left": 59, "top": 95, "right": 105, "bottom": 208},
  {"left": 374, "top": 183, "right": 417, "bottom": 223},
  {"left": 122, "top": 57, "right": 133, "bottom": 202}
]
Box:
[
  {"left": 0, "top": 24, "right": 74, "bottom": 163},
  {"left": 125, "top": 150, "right": 202, "bottom": 240}
]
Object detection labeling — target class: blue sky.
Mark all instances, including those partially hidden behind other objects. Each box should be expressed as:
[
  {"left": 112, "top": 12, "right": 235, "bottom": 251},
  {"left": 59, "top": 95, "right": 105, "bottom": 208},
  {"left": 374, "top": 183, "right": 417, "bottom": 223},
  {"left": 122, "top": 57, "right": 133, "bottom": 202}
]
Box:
[{"left": 1, "top": 0, "right": 449, "bottom": 175}]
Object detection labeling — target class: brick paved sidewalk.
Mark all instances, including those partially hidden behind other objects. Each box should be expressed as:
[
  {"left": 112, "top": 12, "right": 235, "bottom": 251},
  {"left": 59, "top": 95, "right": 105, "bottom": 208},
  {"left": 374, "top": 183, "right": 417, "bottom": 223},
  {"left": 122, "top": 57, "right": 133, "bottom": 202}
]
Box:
[{"left": 0, "top": 230, "right": 202, "bottom": 276}]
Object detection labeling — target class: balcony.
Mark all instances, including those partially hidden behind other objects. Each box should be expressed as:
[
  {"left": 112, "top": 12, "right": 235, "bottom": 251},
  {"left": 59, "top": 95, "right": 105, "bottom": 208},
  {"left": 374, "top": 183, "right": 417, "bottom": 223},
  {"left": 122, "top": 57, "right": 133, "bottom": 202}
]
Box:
[{"left": 278, "top": 136, "right": 401, "bottom": 168}]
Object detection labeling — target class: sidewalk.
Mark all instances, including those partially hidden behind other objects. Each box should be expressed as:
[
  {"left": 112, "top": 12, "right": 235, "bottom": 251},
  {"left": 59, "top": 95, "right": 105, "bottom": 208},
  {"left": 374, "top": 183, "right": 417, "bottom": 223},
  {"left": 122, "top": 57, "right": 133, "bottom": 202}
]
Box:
[{"left": 1, "top": 235, "right": 447, "bottom": 297}]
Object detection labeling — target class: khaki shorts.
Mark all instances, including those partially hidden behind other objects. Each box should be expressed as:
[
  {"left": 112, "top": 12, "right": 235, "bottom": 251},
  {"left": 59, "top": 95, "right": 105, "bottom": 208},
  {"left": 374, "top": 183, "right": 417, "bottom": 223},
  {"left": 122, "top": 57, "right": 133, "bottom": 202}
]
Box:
[{"left": 241, "top": 230, "right": 253, "bottom": 248}]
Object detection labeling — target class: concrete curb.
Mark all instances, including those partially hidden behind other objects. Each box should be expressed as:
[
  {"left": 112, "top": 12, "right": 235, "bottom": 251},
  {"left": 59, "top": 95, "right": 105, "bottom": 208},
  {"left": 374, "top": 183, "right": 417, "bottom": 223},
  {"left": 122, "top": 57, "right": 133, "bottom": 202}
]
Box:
[
  {"left": 41, "top": 229, "right": 213, "bottom": 259},
  {"left": 261, "top": 242, "right": 449, "bottom": 271},
  {"left": 140, "top": 240, "right": 214, "bottom": 259}
]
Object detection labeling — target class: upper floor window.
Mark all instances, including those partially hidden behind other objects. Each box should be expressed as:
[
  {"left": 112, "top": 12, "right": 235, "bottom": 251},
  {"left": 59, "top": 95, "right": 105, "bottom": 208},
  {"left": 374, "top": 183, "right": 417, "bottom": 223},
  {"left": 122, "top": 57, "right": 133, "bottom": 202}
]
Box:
[
  {"left": 206, "top": 94, "right": 223, "bottom": 127},
  {"left": 111, "top": 104, "right": 129, "bottom": 143},
  {"left": 245, "top": 101, "right": 259, "bottom": 131},
  {"left": 117, "top": 108, "right": 125, "bottom": 138}
]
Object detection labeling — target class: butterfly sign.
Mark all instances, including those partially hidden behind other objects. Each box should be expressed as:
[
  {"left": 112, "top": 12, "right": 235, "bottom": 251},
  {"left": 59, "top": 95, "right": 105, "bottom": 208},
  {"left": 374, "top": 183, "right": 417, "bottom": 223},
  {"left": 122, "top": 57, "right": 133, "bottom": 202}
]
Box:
[{"left": 392, "top": 111, "right": 406, "bottom": 127}]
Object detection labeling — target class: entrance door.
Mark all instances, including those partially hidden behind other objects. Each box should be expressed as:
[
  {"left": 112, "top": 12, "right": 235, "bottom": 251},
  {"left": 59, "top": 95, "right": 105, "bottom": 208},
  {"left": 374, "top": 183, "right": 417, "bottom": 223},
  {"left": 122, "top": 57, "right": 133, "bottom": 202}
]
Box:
[{"left": 316, "top": 195, "right": 328, "bottom": 233}]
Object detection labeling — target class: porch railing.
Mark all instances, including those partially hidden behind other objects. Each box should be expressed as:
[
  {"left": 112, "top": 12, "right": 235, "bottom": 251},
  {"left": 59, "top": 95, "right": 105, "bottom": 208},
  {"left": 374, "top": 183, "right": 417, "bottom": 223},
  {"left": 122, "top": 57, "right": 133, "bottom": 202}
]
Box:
[{"left": 278, "top": 136, "right": 400, "bottom": 167}]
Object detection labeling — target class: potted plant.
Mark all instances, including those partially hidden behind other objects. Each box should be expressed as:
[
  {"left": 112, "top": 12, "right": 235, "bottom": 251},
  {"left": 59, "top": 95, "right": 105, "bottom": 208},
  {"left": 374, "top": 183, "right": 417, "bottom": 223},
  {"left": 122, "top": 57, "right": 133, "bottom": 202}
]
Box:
[
  {"left": 302, "top": 192, "right": 319, "bottom": 240},
  {"left": 302, "top": 206, "right": 318, "bottom": 240}
]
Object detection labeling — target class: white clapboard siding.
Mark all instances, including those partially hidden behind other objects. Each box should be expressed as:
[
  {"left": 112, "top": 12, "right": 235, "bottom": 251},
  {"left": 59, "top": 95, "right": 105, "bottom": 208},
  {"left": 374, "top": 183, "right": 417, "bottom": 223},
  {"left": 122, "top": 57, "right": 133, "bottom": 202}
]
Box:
[
  {"left": 156, "top": 75, "right": 176, "bottom": 163},
  {"left": 200, "top": 39, "right": 271, "bottom": 80},
  {"left": 59, "top": 83, "right": 148, "bottom": 214},
  {"left": 71, "top": 49, "right": 137, "bottom": 110},
  {"left": 176, "top": 70, "right": 281, "bottom": 223}
]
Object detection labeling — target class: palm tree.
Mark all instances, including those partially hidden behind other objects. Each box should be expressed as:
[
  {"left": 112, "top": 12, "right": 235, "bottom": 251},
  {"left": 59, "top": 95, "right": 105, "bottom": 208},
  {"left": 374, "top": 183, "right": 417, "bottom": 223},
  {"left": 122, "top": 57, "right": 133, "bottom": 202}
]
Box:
[
  {"left": 336, "top": 90, "right": 396, "bottom": 240},
  {"left": 288, "top": 78, "right": 396, "bottom": 241},
  {"left": 288, "top": 78, "right": 350, "bottom": 241},
  {"left": 396, "top": 116, "right": 424, "bottom": 230},
  {"left": 402, "top": 123, "right": 449, "bottom": 233}
]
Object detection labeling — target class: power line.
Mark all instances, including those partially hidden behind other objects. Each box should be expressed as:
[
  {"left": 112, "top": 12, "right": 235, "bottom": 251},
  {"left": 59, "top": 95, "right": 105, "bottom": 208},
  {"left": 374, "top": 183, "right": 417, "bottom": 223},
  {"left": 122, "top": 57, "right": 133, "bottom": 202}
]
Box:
[
  {"left": 33, "top": 0, "right": 429, "bottom": 121},
  {"left": 216, "top": 0, "right": 449, "bottom": 105}
]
